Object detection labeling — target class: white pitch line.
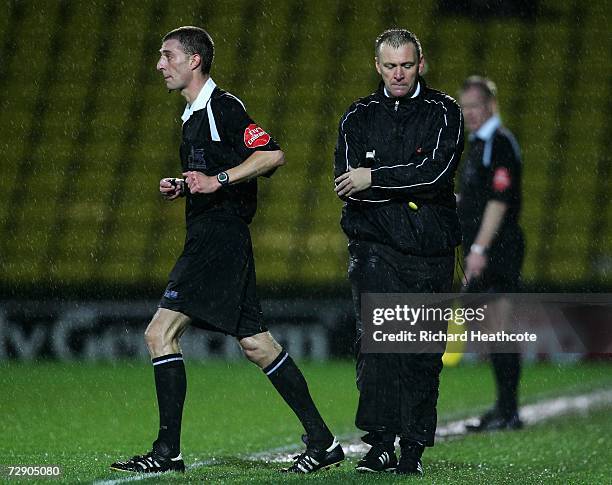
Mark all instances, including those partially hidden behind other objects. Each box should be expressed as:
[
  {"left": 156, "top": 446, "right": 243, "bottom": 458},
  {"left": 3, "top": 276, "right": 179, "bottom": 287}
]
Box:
[
  {"left": 249, "top": 388, "right": 612, "bottom": 462},
  {"left": 94, "top": 388, "right": 612, "bottom": 483}
]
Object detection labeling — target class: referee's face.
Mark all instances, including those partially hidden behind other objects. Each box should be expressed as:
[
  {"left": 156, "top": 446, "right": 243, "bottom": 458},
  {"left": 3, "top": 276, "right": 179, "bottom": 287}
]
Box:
[
  {"left": 460, "top": 87, "right": 494, "bottom": 133},
  {"left": 375, "top": 42, "right": 424, "bottom": 98},
  {"left": 157, "top": 39, "right": 193, "bottom": 91}
]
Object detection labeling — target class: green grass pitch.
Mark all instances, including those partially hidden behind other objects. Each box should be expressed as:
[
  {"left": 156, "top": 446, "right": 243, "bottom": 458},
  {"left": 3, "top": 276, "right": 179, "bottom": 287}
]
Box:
[{"left": 1, "top": 360, "right": 611, "bottom": 483}]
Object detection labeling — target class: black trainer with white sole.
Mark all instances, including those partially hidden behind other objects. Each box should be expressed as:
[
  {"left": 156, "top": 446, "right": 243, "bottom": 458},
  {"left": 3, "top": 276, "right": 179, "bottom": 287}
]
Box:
[
  {"left": 466, "top": 408, "right": 523, "bottom": 432},
  {"left": 356, "top": 444, "right": 397, "bottom": 473},
  {"left": 281, "top": 437, "right": 344, "bottom": 473},
  {"left": 396, "top": 457, "right": 424, "bottom": 476},
  {"left": 110, "top": 449, "right": 185, "bottom": 474},
  {"left": 395, "top": 439, "right": 424, "bottom": 476}
]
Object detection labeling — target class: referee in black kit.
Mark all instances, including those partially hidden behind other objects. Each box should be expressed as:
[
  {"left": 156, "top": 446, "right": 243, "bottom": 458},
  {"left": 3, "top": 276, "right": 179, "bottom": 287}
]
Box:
[
  {"left": 111, "top": 26, "right": 343, "bottom": 475},
  {"left": 334, "top": 29, "right": 464, "bottom": 476},
  {"left": 458, "top": 76, "right": 524, "bottom": 431}
]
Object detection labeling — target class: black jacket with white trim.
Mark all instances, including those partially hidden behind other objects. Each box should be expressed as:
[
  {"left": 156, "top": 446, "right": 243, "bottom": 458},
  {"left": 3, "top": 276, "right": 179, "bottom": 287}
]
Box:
[{"left": 334, "top": 79, "right": 464, "bottom": 256}]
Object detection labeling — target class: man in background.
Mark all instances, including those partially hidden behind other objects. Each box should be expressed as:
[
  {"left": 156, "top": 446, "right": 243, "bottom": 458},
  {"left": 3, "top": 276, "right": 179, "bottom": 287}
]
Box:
[{"left": 458, "top": 75, "right": 525, "bottom": 432}]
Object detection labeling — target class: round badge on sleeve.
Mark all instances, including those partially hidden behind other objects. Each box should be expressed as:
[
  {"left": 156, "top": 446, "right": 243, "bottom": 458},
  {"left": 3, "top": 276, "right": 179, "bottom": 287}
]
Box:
[
  {"left": 244, "top": 124, "right": 271, "bottom": 148},
  {"left": 492, "top": 167, "right": 511, "bottom": 192}
]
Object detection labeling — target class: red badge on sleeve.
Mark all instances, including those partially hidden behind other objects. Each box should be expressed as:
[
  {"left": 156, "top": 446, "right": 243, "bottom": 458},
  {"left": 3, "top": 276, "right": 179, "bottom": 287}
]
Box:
[
  {"left": 244, "top": 124, "right": 271, "bottom": 148},
  {"left": 492, "top": 167, "right": 512, "bottom": 192}
]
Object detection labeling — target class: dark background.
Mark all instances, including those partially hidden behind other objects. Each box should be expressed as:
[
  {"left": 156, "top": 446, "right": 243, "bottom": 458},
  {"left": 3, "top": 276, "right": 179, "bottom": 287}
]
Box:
[{"left": 0, "top": 0, "right": 610, "bottom": 302}]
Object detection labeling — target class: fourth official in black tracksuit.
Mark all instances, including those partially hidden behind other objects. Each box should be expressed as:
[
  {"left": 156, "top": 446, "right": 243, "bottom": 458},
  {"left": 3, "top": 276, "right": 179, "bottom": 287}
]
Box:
[{"left": 334, "top": 78, "right": 464, "bottom": 453}]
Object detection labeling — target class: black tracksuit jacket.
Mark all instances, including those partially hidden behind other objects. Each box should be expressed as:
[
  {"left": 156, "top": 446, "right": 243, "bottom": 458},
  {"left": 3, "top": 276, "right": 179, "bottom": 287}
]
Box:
[{"left": 335, "top": 79, "right": 464, "bottom": 256}]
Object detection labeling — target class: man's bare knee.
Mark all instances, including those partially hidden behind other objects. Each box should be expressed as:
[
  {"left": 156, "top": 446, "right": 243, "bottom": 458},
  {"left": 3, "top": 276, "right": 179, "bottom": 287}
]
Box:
[
  {"left": 238, "top": 332, "right": 282, "bottom": 368},
  {"left": 144, "top": 325, "right": 162, "bottom": 352},
  {"left": 144, "top": 323, "right": 173, "bottom": 357},
  {"left": 239, "top": 336, "right": 261, "bottom": 363},
  {"left": 144, "top": 309, "right": 190, "bottom": 358}
]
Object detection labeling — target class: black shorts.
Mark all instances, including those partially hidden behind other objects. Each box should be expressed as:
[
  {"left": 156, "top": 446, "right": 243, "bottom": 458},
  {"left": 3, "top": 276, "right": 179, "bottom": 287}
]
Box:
[
  {"left": 465, "top": 265, "right": 522, "bottom": 293},
  {"left": 159, "top": 215, "right": 266, "bottom": 338},
  {"left": 464, "top": 228, "right": 524, "bottom": 293}
]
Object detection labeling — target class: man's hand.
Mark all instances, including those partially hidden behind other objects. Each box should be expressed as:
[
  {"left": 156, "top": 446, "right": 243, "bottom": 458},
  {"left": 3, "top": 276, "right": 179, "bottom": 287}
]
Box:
[
  {"left": 465, "top": 251, "right": 488, "bottom": 283},
  {"left": 334, "top": 167, "right": 372, "bottom": 197},
  {"left": 159, "top": 178, "right": 184, "bottom": 200},
  {"left": 182, "top": 171, "right": 222, "bottom": 194}
]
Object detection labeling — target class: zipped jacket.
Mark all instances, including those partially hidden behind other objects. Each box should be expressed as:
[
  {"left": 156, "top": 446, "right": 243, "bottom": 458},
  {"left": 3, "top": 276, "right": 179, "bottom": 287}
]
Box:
[{"left": 334, "top": 79, "right": 464, "bottom": 256}]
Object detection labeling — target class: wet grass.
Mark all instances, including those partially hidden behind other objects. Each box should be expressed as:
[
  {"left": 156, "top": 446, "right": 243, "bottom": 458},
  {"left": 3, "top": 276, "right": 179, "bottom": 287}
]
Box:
[{"left": 1, "top": 360, "right": 611, "bottom": 483}]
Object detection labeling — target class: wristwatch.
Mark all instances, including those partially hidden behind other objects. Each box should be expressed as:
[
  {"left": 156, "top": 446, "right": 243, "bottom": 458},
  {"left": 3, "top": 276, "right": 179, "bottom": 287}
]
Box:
[
  {"left": 216, "top": 171, "right": 230, "bottom": 186},
  {"left": 470, "top": 243, "right": 487, "bottom": 256}
]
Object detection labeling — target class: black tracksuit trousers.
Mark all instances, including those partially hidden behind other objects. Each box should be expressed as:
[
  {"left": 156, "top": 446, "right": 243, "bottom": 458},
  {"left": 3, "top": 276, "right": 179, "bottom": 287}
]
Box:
[{"left": 349, "top": 240, "right": 455, "bottom": 446}]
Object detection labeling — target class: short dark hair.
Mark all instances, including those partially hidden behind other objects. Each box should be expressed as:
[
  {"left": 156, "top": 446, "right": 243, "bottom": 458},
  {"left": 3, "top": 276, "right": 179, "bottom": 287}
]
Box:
[
  {"left": 163, "top": 26, "right": 214, "bottom": 74},
  {"left": 375, "top": 29, "right": 422, "bottom": 59},
  {"left": 461, "top": 75, "right": 497, "bottom": 100}
]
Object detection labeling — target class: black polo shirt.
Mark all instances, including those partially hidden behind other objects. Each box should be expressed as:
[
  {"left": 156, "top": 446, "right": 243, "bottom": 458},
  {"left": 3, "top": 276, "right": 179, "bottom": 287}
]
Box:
[
  {"left": 180, "top": 78, "right": 280, "bottom": 225},
  {"left": 458, "top": 115, "right": 523, "bottom": 258}
]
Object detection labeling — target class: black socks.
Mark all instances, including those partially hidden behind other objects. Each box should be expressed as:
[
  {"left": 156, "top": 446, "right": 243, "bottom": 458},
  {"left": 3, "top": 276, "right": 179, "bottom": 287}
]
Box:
[
  {"left": 152, "top": 353, "right": 186, "bottom": 456},
  {"left": 263, "top": 351, "right": 333, "bottom": 449},
  {"left": 491, "top": 352, "right": 521, "bottom": 417},
  {"left": 150, "top": 350, "right": 333, "bottom": 454}
]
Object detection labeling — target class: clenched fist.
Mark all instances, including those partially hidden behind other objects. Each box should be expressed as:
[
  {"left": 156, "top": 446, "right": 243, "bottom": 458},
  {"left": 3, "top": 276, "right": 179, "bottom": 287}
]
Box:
[{"left": 160, "top": 178, "right": 185, "bottom": 200}]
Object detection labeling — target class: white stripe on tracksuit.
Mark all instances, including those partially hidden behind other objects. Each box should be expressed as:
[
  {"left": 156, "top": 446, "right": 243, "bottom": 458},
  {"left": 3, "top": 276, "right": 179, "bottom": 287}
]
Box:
[{"left": 369, "top": 97, "right": 463, "bottom": 190}]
